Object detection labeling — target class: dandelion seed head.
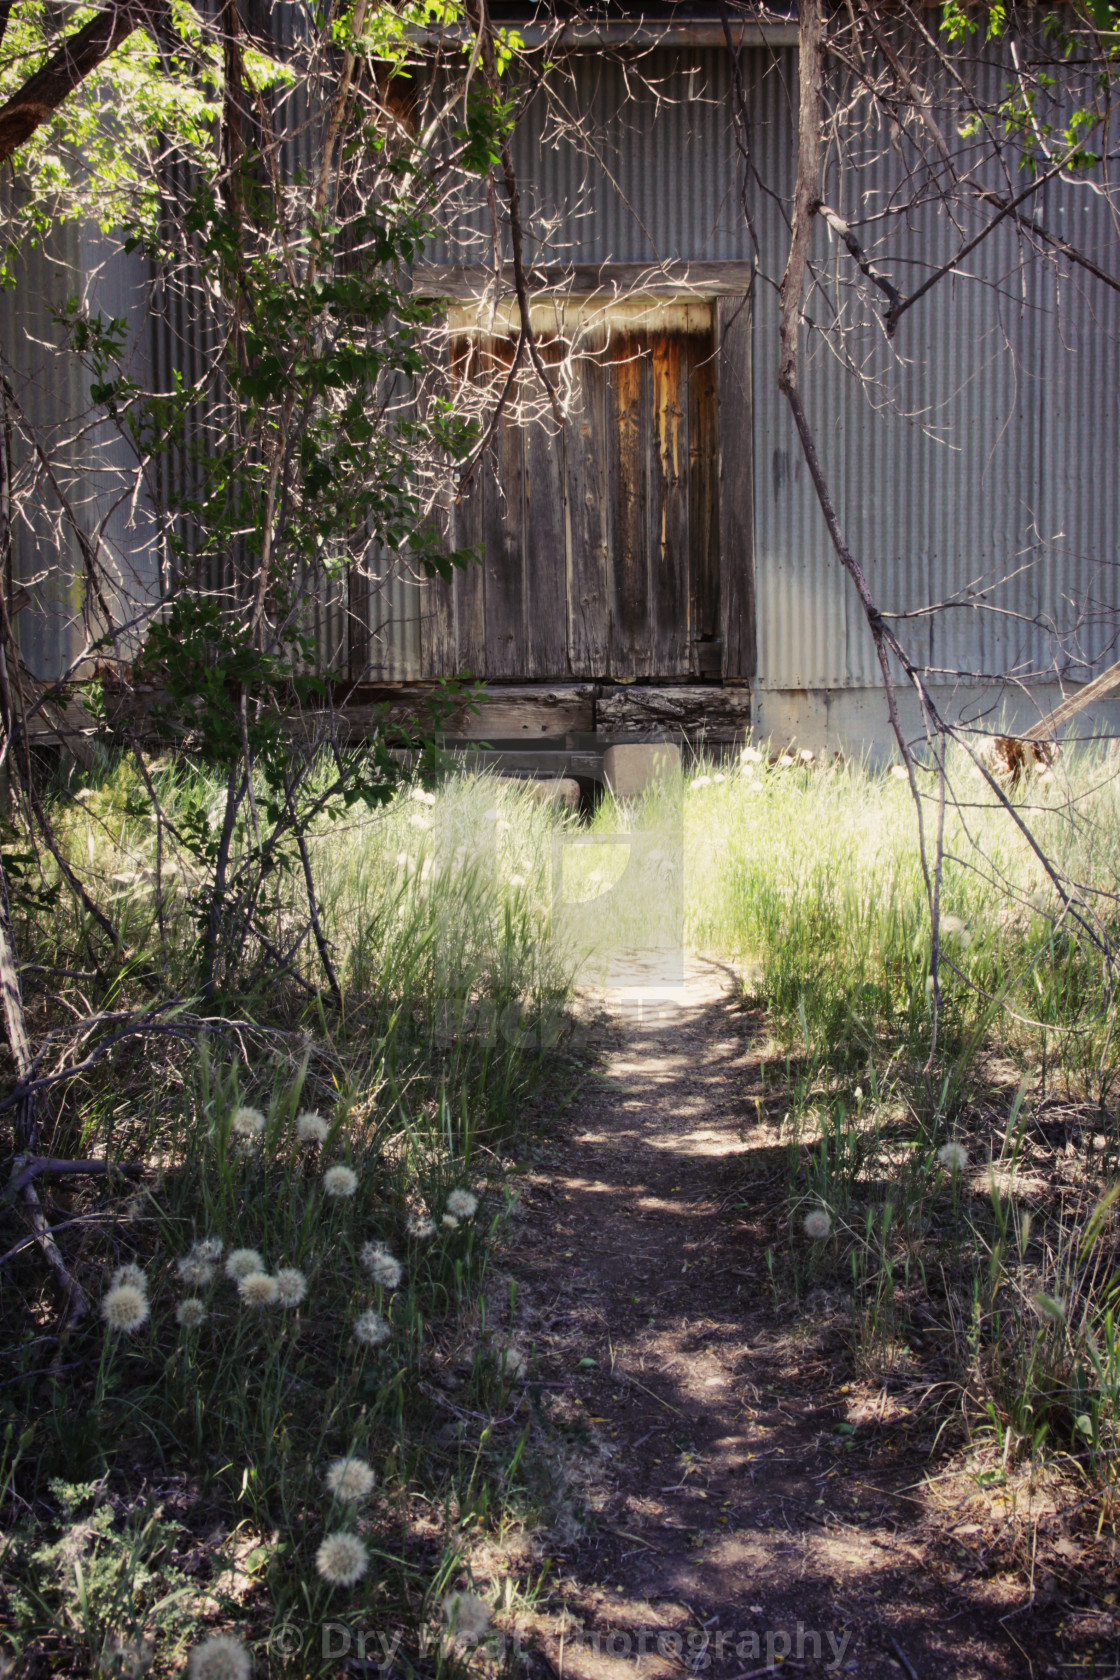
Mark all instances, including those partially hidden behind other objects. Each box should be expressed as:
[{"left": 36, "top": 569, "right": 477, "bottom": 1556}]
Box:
[
  {"left": 225, "top": 1248, "right": 265, "bottom": 1282},
  {"left": 110, "top": 1263, "right": 148, "bottom": 1294},
  {"left": 713, "top": 772, "right": 727, "bottom": 783},
  {"left": 803, "top": 1209, "right": 832, "bottom": 1241},
  {"left": 409, "top": 786, "right": 436, "bottom": 806},
  {"left": 177, "top": 1255, "right": 215, "bottom": 1287},
  {"left": 316, "top": 1530, "right": 369, "bottom": 1586},
  {"left": 690, "top": 775, "right": 712, "bottom": 790},
  {"left": 446, "top": 1188, "right": 478, "bottom": 1220},
  {"left": 940, "top": 914, "right": 967, "bottom": 936},
  {"left": 442, "top": 1590, "right": 491, "bottom": 1644},
  {"left": 187, "top": 1634, "right": 252, "bottom": 1680},
  {"left": 239, "top": 1272, "right": 280, "bottom": 1308},
  {"left": 498, "top": 1344, "right": 527, "bottom": 1381},
  {"left": 777, "top": 754, "right": 795, "bottom": 768},
  {"left": 360, "top": 1245, "right": 402, "bottom": 1289},
  {"left": 853, "top": 1086, "right": 864, "bottom": 1105},
  {"left": 354, "top": 1309, "right": 390, "bottom": 1347},
  {"left": 406, "top": 1213, "right": 437, "bottom": 1240},
  {"left": 890, "top": 764, "right": 909, "bottom": 781},
  {"left": 195, "top": 1237, "right": 223, "bottom": 1262},
  {"left": 507, "top": 873, "right": 527, "bottom": 889},
  {"left": 740, "top": 746, "right": 763, "bottom": 764},
  {"left": 274, "top": 1267, "right": 308, "bottom": 1307},
  {"left": 938, "top": 1141, "right": 969, "bottom": 1173},
  {"left": 323, "top": 1165, "right": 359, "bottom": 1199},
  {"left": 102, "top": 1283, "right": 149, "bottom": 1333},
  {"left": 231, "top": 1105, "right": 266, "bottom": 1138},
  {"left": 799, "top": 749, "right": 815, "bottom": 763},
  {"left": 177, "top": 1297, "right": 207, "bottom": 1329},
  {"left": 295, "top": 1110, "right": 330, "bottom": 1145},
  {"left": 325, "top": 1455, "right": 376, "bottom": 1502},
  {"left": 441, "top": 1214, "right": 459, "bottom": 1230}
]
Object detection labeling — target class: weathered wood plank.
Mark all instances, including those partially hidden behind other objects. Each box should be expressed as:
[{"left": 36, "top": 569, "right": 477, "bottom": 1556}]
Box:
[
  {"left": 716, "top": 294, "right": 756, "bottom": 681},
  {"left": 650, "top": 332, "right": 690, "bottom": 676},
  {"left": 524, "top": 341, "right": 568, "bottom": 678},
  {"left": 480, "top": 340, "right": 525, "bottom": 679},
  {"left": 597, "top": 684, "right": 751, "bottom": 743},
  {"left": 688, "top": 334, "right": 721, "bottom": 677},
  {"left": 412, "top": 261, "right": 761, "bottom": 300},
  {"left": 610, "top": 336, "right": 651, "bottom": 679},
  {"left": 565, "top": 352, "right": 611, "bottom": 677}
]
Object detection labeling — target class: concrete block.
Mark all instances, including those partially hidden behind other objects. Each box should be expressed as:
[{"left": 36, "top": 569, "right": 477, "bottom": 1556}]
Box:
[
  {"left": 602, "top": 742, "right": 681, "bottom": 797},
  {"left": 498, "top": 775, "right": 581, "bottom": 809}
]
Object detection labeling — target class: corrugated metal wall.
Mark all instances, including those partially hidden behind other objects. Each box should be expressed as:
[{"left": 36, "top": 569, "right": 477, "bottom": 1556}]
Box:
[
  {"left": 1, "top": 207, "right": 159, "bottom": 681},
  {"left": 435, "top": 42, "right": 1120, "bottom": 693},
  {"left": 8, "top": 36, "right": 1119, "bottom": 694}
]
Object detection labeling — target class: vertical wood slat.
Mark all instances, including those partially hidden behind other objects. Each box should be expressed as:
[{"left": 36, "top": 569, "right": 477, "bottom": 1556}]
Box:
[
  {"left": 524, "top": 340, "right": 569, "bottom": 677},
  {"left": 565, "top": 350, "right": 612, "bottom": 676},
  {"left": 650, "top": 331, "right": 690, "bottom": 675},
  {"left": 717, "top": 294, "right": 756, "bottom": 680},
  {"left": 688, "top": 334, "right": 720, "bottom": 673},
  {"left": 610, "top": 334, "right": 651, "bottom": 679},
  {"left": 482, "top": 338, "right": 525, "bottom": 678},
  {"left": 452, "top": 336, "right": 488, "bottom": 677},
  {"left": 421, "top": 335, "right": 468, "bottom": 677}
]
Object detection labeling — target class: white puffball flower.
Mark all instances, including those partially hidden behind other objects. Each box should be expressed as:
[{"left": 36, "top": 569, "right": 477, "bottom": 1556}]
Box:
[
  {"left": 890, "top": 764, "right": 909, "bottom": 781},
  {"left": 446, "top": 1188, "right": 478, "bottom": 1220},
  {"left": 110, "top": 1263, "right": 148, "bottom": 1295},
  {"left": 740, "top": 746, "right": 763, "bottom": 764},
  {"left": 239, "top": 1272, "right": 280, "bottom": 1308},
  {"left": 498, "top": 1344, "right": 527, "bottom": 1381},
  {"left": 316, "top": 1530, "right": 369, "bottom": 1587},
  {"left": 177, "top": 1255, "right": 215, "bottom": 1287},
  {"left": 274, "top": 1267, "right": 308, "bottom": 1307},
  {"left": 442, "top": 1214, "right": 459, "bottom": 1231},
  {"left": 803, "top": 1208, "right": 832, "bottom": 1241},
  {"left": 230, "top": 1105, "right": 266, "bottom": 1138},
  {"left": 102, "top": 1284, "right": 150, "bottom": 1333},
  {"left": 187, "top": 1634, "right": 252, "bottom": 1680},
  {"left": 442, "top": 1590, "right": 491, "bottom": 1644},
  {"left": 325, "top": 1455, "right": 376, "bottom": 1503},
  {"left": 354, "top": 1309, "right": 390, "bottom": 1348},
  {"left": 195, "top": 1237, "right": 223, "bottom": 1262},
  {"left": 406, "top": 1213, "right": 437, "bottom": 1241},
  {"left": 853, "top": 1086, "right": 864, "bottom": 1106},
  {"left": 360, "top": 1245, "right": 402, "bottom": 1290},
  {"left": 225, "top": 1248, "right": 266, "bottom": 1282},
  {"left": 938, "top": 1141, "right": 969, "bottom": 1174},
  {"left": 409, "top": 786, "right": 436, "bottom": 806},
  {"left": 799, "top": 749, "right": 815, "bottom": 763},
  {"left": 295, "top": 1110, "right": 330, "bottom": 1145},
  {"left": 177, "top": 1297, "right": 207, "bottom": 1329},
  {"left": 323, "top": 1165, "right": 359, "bottom": 1199}
]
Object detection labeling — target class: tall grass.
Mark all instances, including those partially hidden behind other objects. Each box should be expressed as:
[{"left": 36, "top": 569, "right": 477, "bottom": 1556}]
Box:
[
  {"left": 1, "top": 761, "right": 576, "bottom": 1677},
  {"left": 679, "top": 744, "right": 1120, "bottom": 1506}
]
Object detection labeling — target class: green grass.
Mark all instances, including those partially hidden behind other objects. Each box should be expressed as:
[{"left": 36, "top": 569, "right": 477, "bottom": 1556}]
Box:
[
  {"left": 679, "top": 743, "right": 1120, "bottom": 1506},
  {"left": 1, "top": 761, "right": 578, "bottom": 1678}
]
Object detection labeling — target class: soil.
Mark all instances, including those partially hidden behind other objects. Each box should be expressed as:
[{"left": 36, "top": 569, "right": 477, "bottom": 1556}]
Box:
[{"left": 494, "top": 959, "right": 1120, "bottom": 1680}]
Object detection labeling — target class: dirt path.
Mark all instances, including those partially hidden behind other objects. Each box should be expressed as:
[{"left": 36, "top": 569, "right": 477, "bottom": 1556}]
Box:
[{"left": 496, "top": 960, "right": 1115, "bottom": 1680}]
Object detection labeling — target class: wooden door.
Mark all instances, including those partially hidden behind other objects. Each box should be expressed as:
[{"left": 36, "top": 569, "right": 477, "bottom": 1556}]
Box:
[{"left": 422, "top": 303, "right": 732, "bottom": 682}]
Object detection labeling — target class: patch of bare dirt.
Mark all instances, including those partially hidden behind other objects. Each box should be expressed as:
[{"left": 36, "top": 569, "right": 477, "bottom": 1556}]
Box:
[{"left": 491, "top": 959, "right": 1120, "bottom": 1680}]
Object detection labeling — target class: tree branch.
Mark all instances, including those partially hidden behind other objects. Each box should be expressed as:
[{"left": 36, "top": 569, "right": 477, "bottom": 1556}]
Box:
[{"left": 0, "top": 1, "right": 161, "bottom": 164}]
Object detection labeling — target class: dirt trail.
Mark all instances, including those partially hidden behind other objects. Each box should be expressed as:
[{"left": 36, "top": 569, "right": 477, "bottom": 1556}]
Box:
[{"left": 500, "top": 960, "right": 1113, "bottom": 1680}]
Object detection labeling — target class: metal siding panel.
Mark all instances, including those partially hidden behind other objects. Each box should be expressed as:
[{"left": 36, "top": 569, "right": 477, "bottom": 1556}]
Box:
[{"left": 750, "top": 43, "right": 1120, "bottom": 692}]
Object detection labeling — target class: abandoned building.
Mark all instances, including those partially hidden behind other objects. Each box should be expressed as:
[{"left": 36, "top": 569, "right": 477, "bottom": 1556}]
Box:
[{"left": 4, "top": 8, "right": 1120, "bottom": 770}]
